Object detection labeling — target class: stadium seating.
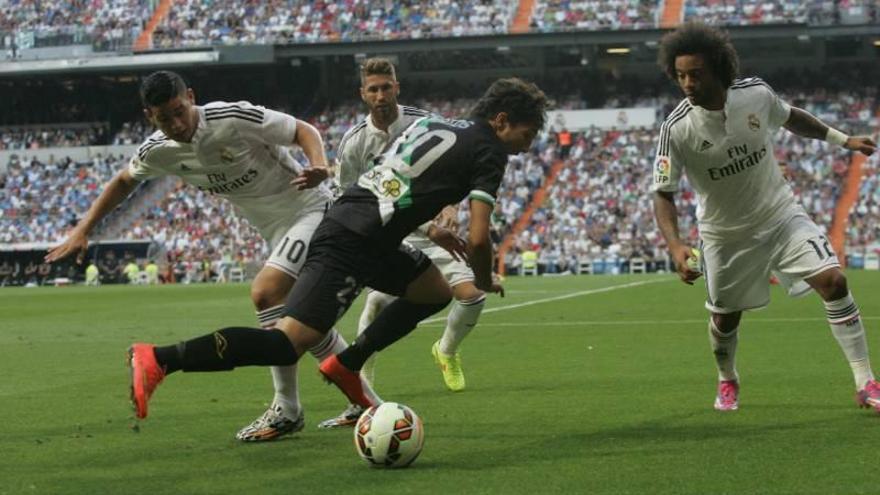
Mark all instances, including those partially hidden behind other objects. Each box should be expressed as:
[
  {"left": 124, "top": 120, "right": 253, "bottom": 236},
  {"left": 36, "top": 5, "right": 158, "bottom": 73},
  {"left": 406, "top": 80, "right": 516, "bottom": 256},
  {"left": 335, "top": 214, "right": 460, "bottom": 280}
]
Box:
[
  {"left": 847, "top": 151, "right": 880, "bottom": 260},
  {"left": 0, "top": 154, "right": 119, "bottom": 244},
  {"left": 0, "top": 0, "right": 153, "bottom": 55},
  {"left": 683, "top": 0, "right": 876, "bottom": 26},
  {"left": 151, "top": 0, "right": 515, "bottom": 48},
  {"left": 0, "top": 124, "right": 108, "bottom": 150},
  {"left": 530, "top": 0, "right": 658, "bottom": 32}
]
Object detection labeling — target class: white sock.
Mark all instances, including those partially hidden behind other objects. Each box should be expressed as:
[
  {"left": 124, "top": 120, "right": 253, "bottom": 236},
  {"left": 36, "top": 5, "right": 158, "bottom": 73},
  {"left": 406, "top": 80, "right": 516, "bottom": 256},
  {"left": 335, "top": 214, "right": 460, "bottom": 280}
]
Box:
[
  {"left": 439, "top": 294, "right": 486, "bottom": 355},
  {"left": 357, "top": 290, "right": 396, "bottom": 387},
  {"left": 708, "top": 318, "right": 739, "bottom": 382},
  {"left": 309, "top": 327, "right": 384, "bottom": 407},
  {"left": 825, "top": 292, "right": 875, "bottom": 388},
  {"left": 256, "top": 305, "right": 300, "bottom": 418}
]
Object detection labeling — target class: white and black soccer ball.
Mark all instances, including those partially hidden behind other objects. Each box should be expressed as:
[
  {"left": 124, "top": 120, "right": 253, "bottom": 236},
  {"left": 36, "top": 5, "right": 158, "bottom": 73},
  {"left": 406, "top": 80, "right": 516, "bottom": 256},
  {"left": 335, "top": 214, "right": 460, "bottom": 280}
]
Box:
[{"left": 354, "top": 402, "right": 424, "bottom": 468}]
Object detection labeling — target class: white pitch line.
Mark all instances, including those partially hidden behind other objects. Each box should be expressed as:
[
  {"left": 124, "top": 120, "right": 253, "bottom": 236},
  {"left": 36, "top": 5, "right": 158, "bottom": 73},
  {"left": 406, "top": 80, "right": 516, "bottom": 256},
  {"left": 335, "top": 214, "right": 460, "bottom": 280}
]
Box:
[
  {"left": 420, "top": 316, "right": 880, "bottom": 328},
  {"left": 421, "top": 278, "right": 669, "bottom": 325}
]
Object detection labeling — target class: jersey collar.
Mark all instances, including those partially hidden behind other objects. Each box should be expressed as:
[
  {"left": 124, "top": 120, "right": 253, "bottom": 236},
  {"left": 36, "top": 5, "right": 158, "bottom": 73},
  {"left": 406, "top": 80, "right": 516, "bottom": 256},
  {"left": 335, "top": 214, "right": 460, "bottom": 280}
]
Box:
[
  {"left": 366, "top": 105, "right": 407, "bottom": 136},
  {"left": 189, "top": 106, "right": 208, "bottom": 144}
]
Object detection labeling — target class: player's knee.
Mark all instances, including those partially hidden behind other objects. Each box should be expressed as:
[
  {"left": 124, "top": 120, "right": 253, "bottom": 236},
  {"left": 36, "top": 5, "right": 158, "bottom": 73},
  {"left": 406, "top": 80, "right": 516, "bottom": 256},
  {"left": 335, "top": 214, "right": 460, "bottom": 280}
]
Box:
[
  {"left": 712, "top": 312, "right": 741, "bottom": 333},
  {"left": 436, "top": 284, "right": 453, "bottom": 305},
  {"left": 452, "top": 282, "right": 484, "bottom": 303},
  {"left": 250, "top": 284, "right": 286, "bottom": 310},
  {"left": 817, "top": 270, "right": 848, "bottom": 301}
]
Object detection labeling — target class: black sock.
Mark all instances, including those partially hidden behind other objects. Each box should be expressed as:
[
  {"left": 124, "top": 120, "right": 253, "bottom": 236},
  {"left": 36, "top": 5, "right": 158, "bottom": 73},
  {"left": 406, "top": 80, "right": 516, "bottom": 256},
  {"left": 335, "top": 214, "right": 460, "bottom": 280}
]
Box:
[
  {"left": 153, "top": 327, "right": 299, "bottom": 373},
  {"left": 337, "top": 298, "right": 449, "bottom": 371}
]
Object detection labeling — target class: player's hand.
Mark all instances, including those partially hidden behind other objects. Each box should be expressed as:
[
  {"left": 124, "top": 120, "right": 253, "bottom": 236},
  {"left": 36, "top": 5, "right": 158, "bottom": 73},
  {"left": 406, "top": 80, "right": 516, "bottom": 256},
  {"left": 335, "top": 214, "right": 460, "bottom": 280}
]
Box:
[
  {"left": 486, "top": 282, "right": 504, "bottom": 297},
  {"left": 845, "top": 136, "right": 876, "bottom": 156},
  {"left": 669, "top": 242, "right": 701, "bottom": 285},
  {"left": 45, "top": 229, "right": 89, "bottom": 264},
  {"left": 488, "top": 273, "right": 505, "bottom": 297},
  {"left": 427, "top": 225, "right": 468, "bottom": 262},
  {"left": 434, "top": 205, "right": 459, "bottom": 232},
  {"left": 477, "top": 276, "right": 504, "bottom": 297},
  {"left": 290, "top": 166, "right": 330, "bottom": 190}
]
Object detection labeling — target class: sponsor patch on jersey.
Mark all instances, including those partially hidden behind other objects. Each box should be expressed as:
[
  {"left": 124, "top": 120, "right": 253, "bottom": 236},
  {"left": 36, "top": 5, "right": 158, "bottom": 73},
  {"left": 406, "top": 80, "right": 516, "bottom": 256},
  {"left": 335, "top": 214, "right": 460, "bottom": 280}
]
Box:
[
  {"left": 747, "top": 114, "right": 760, "bottom": 131},
  {"left": 654, "top": 156, "right": 671, "bottom": 185}
]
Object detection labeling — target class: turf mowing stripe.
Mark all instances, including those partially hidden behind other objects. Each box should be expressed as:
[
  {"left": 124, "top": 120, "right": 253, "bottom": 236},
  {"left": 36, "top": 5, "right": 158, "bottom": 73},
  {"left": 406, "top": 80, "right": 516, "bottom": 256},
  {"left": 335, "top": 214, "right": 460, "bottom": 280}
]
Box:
[
  {"left": 421, "top": 278, "right": 669, "bottom": 324},
  {"left": 421, "top": 316, "right": 880, "bottom": 328}
]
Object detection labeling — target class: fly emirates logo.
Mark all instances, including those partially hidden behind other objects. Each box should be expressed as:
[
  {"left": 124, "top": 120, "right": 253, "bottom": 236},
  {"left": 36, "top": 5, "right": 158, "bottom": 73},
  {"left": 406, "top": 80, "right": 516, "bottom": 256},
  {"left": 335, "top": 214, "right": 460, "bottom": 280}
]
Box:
[
  {"left": 708, "top": 143, "right": 767, "bottom": 181},
  {"left": 197, "top": 169, "right": 258, "bottom": 194}
]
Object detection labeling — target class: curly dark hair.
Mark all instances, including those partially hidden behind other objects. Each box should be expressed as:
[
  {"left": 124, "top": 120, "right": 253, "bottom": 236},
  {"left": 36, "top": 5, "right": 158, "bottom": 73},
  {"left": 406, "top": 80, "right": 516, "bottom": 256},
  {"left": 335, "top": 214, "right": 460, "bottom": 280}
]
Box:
[
  {"left": 140, "top": 71, "right": 188, "bottom": 108},
  {"left": 470, "top": 78, "right": 549, "bottom": 129},
  {"left": 658, "top": 22, "right": 739, "bottom": 88}
]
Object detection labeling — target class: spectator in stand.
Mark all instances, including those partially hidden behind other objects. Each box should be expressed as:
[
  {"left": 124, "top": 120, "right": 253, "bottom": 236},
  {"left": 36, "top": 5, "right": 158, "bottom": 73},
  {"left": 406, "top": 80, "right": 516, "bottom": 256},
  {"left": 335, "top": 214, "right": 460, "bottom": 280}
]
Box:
[{"left": 557, "top": 127, "right": 572, "bottom": 159}]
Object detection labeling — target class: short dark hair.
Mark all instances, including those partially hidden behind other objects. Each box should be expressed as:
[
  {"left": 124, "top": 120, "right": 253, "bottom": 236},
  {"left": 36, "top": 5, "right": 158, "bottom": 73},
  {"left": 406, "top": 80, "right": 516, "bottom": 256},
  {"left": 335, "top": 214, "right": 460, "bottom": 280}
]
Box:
[
  {"left": 658, "top": 22, "right": 739, "bottom": 87},
  {"left": 360, "top": 58, "right": 397, "bottom": 84},
  {"left": 139, "top": 71, "right": 188, "bottom": 108},
  {"left": 470, "top": 78, "right": 549, "bottom": 129}
]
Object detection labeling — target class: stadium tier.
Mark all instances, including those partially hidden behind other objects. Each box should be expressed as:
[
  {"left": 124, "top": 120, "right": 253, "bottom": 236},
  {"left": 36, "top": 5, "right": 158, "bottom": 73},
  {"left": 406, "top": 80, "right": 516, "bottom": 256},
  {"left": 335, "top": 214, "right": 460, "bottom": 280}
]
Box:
[{"left": 2, "top": 0, "right": 876, "bottom": 57}]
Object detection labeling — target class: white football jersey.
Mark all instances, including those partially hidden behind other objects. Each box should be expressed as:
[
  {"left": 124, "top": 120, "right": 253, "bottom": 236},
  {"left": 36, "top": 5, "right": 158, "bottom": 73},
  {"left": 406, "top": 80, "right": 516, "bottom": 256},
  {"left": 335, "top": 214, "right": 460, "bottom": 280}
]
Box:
[
  {"left": 128, "top": 101, "right": 331, "bottom": 238},
  {"left": 652, "top": 78, "right": 799, "bottom": 240},
  {"left": 335, "top": 104, "right": 435, "bottom": 249}
]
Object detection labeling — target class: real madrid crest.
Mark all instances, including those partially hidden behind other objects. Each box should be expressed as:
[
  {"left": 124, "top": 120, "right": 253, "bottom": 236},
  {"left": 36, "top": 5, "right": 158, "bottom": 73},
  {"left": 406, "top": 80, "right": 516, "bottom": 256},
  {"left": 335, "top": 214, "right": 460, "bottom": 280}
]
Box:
[
  {"left": 747, "top": 114, "right": 760, "bottom": 131},
  {"left": 220, "top": 147, "right": 235, "bottom": 163}
]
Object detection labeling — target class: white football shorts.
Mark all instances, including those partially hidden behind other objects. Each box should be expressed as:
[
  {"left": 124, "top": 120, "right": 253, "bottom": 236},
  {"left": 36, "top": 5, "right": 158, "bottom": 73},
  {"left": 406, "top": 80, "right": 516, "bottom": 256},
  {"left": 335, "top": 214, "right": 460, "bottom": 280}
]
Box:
[
  {"left": 419, "top": 245, "right": 475, "bottom": 287},
  {"left": 701, "top": 211, "right": 839, "bottom": 314},
  {"left": 263, "top": 209, "right": 325, "bottom": 278}
]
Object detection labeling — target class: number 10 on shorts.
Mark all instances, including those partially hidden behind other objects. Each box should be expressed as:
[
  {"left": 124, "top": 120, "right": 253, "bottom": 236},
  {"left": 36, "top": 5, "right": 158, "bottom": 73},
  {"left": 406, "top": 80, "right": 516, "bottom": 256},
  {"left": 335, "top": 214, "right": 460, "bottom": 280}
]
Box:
[{"left": 806, "top": 236, "right": 834, "bottom": 260}]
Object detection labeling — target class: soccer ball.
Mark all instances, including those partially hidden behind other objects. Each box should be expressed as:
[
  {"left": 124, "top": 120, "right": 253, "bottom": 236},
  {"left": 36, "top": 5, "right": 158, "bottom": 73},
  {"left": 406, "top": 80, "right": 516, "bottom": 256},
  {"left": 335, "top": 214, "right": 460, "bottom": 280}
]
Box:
[{"left": 354, "top": 402, "right": 424, "bottom": 468}]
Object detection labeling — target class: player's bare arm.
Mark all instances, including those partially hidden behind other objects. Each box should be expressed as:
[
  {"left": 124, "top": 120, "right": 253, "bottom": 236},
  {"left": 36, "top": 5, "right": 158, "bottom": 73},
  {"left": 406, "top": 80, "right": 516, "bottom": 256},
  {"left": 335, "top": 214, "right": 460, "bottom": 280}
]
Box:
[
  {"left": 467, "top": 199, "right": 504, "bottom": 297},
  {"left": 45, "top": 169, "right": 140, "bottom": 264},
  {"left": 290, "top": 119, "right": 331, "bottom": 190},
  {"left": 653, "top": 191, "right": 701, "bottom": 285},
  {"left": 784, "top": 107, "right": 876, "bottom": 156},
  {"left": 426, "top": 224, "right": 468, "bottom": 263}
]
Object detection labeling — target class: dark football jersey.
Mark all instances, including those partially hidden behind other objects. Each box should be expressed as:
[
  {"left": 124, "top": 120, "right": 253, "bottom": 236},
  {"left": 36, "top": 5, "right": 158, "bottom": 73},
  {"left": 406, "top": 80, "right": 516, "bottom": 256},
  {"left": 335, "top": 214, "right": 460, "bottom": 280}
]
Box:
[{"left": 327, "top": 116, "right": 508, "bottom": 248}]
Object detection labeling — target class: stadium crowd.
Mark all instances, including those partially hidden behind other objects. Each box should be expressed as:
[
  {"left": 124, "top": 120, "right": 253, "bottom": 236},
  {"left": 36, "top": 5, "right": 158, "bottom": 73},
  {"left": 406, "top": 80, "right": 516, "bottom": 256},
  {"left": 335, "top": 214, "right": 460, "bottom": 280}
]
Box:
[
  {"left": 0, "top": 124, "right": 108, "bottom": 150},
  {"left": 151, "top": 0, "right": 514, "bottom": 48},
  {"left": 682, "top": 0, "right": 877, "bottom": 26},
  {"left": 0, "top": 153, "right": 119, "bottom": 244},
  {"left": 847, "top": 151, "right": 880, "bottom": 260},
  {"left": 3, "top": 0, "right": 877, "bottom": 59},
  {"left": 529, "top": 0, "right": 658, "bottom": 32},
  {"left": 0, "top": 0, "right": 152, "bottom": 55}
]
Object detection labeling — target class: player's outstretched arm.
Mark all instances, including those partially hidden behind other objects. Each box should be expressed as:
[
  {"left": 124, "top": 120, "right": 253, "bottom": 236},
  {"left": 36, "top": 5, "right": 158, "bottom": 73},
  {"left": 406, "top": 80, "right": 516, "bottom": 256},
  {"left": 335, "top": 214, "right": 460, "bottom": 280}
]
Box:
[
  {"left": 45, "top": 169, "right": 139, "bottom": 264},
  {"left": 653, "top": 191, "right": 701, "bottom": 285},
  {"left": 784, "top": 107, "right": 876, "bottom": 156},
  {"left": 290, "top": 119, "right": 331, "bottom": 190},
  {"left": 467, "top": 199, "right": 503, "bottom": 297}
]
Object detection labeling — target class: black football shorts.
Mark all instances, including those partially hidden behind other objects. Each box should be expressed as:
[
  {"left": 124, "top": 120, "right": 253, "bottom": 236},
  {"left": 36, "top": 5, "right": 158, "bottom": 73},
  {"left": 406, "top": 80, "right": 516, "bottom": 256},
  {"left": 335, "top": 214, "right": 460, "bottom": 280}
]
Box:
[{"left": 283, "top": 218, "right": 433, "bottom": 332}]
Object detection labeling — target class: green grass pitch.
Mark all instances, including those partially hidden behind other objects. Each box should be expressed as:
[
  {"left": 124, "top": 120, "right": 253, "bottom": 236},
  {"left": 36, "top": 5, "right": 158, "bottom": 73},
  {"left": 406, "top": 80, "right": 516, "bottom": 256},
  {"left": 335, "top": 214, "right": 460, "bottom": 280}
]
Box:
[{"left": 2, "top": 272, "right": 879, "bottom": 494}]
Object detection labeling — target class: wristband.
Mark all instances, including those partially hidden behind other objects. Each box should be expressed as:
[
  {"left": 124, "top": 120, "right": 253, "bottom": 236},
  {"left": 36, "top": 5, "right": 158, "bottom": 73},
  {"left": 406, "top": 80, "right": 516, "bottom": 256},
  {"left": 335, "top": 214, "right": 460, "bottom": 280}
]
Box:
[{"left": 825, "top": 128, "right": 849, "bottom": 146}]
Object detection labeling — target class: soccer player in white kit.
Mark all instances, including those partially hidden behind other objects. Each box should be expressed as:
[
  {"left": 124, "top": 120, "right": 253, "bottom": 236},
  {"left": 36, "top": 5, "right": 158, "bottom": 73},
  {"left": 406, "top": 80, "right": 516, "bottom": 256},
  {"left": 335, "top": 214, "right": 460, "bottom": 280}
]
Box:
[
  {"left": 45, "top": 71, "right": 381, "bottom": 440},
  {"left": 318, "top": 58, "right": 496, "bottom": 428},
  {"left": 652, "top": 23, "right": 880, "bottom": 412}
]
